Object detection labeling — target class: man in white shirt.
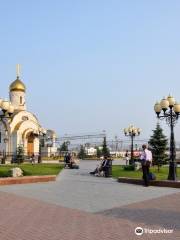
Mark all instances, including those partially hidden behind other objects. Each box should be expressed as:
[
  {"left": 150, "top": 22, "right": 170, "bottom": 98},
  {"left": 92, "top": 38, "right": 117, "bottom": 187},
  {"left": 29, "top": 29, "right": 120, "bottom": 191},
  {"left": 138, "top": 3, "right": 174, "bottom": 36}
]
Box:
[{"left": 140, "top": 144, "right": 152, "bottom": 186}]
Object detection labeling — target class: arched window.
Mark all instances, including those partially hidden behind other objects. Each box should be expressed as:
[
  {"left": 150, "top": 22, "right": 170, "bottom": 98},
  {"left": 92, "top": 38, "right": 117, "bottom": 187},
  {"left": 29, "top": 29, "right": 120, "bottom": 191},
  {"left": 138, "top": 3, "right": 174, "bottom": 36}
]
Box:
[{"left": 20, "top": 96, "right": 22, "bottom": 104}]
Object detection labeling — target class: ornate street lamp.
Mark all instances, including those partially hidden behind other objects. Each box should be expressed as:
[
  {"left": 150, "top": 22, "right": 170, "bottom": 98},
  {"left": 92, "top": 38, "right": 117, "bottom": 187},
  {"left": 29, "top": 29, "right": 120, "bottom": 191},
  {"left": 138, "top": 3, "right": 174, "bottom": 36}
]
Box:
[
  {"left": 0, "top": 99, "right": 14, "bottom": 163},
  {"left": 154, "top": 95, "right": 180, "bottom": 181},
  {"left": 124, "top": 125, "right": 141, "bottom": 165},
  {"left": 38, "top": 129, "right": 47, "bottom": 163},
  {"left": 0, "top": 100, "right": 14, "bottom": 118}
]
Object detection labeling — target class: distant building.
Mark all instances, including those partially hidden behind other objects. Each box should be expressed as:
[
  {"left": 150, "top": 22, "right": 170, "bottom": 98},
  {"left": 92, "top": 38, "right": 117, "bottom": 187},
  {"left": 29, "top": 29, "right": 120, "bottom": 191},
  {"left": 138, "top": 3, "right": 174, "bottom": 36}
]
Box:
[
  {"left": 85, "top": 147, "right": 97, "bottom": 156},
  {"left": 41, "top": 129, "right": 58, "bottom": 157}
]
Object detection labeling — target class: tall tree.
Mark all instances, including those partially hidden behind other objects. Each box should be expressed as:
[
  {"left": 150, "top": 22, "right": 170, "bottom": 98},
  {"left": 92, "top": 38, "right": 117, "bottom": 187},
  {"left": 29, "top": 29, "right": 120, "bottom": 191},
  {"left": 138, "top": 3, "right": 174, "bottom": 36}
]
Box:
[
  {"left": 95, "top": 146, "right": 102, "bottom": 158},
  {"left": 148, "top": 123, "right": 168, "bottom": 171},
  {"left": 60, "top": 141, "right": 69, "bottom": 152},
  {"left": 102, "top": 137, "right": 110, "bottom": 157},
  {"left": 78, "top": 145, "right": 86, "bottom": 159}
]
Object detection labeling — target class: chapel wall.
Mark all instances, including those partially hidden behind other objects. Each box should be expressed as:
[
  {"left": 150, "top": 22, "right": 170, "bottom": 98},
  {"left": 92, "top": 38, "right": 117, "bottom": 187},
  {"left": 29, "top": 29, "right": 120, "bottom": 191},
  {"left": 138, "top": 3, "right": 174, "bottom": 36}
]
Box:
[{"left": 10, "top": 91, "right": 26, "bottom": 111}]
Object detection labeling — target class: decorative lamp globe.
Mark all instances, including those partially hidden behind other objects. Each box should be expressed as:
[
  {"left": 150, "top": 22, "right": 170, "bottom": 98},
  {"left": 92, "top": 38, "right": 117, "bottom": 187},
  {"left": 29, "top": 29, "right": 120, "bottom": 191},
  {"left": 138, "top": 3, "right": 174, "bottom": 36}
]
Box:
[
  {"left": 173, "top": 102, "right": 180, "bottom": 114},
  {"left": 1, "top": 100, "right": 10, "bottom": 111},
  {"left": 0, "top": 98, "right": 3, "bottom": 108},
  {"left": 167, "top": 95, "right": 175, "bottom": 107},
  {"left": 137, "top": 128, "right": 141, "bottom": 133},
  {"left": 133, "top": 128, "right": 137, "bottom": 135},
  {"left": 132, "top": 126, "right": 135, "bottom": 132},
  {"left": 154, "top": 102, "right": 162, "bottom": 114},
  {"left": 160, "top": 97, "right": 169, "bottom": 111},
  {"left": 124, "top": 128, "right": 127, "bottom": 135},
  {"left": 128, "top": 126, "right": 132, "bottom": 133}
]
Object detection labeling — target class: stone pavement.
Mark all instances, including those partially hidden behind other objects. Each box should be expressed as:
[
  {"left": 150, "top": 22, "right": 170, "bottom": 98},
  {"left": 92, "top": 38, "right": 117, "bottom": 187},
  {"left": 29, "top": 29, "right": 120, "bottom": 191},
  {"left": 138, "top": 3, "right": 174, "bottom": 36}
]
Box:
[{"left": 0, "top": 160, "right": 180, "bottom": 239}]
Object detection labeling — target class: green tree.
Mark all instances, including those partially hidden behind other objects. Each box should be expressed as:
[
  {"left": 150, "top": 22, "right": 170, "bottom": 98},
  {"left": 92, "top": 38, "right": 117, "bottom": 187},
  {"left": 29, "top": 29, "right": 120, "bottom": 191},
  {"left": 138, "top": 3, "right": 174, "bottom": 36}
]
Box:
[
  {"left": 102, "top": 137, "right": 110, "bottom": 158},
  {"left": 96, "top": 146, "right": 102, "bottom": 158},
  {"left": 148, "top": 123, "right": 168, "bottom": 171},
  {"left": 60, "top": 141, "right": 69, "bottom": 152},
  {"left": 16, "top": 145, "right": 25, "bottom": 164},
  {"left": 78, "top": 145, "right": 86, "bottom": 159}
]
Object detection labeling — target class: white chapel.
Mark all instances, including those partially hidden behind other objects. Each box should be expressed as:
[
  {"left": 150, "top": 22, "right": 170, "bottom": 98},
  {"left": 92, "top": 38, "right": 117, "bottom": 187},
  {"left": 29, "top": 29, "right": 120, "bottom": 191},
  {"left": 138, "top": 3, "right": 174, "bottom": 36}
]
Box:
[{"left": 0, "top": 66, "right": 48, "bottom": 157}]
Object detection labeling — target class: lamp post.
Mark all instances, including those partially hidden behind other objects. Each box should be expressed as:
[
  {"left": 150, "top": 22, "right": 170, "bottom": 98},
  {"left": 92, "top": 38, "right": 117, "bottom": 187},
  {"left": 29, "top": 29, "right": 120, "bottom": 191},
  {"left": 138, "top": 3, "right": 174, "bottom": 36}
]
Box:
[
  {"left": 154, "top": 95, "right": 180, "bottom": 181},
  {"left": 39, "top": 129, "right": 47, "bottom": 163},
  {"left": 0, "top": 100, "right": 14, "bottom": 163},
  {"left": 124, "top": 125, "right": 141, "bottom": 165}
]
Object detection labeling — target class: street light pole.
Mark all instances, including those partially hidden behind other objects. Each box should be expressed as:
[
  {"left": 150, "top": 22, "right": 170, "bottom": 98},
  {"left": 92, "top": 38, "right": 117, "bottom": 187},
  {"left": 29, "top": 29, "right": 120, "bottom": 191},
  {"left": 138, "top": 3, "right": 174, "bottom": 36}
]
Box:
[
  {"left": 169, "top": 114, "right": 176, "bottom": 180},
  {"left": 124, "top": 125, "right": 141, "bottom": 165},
  {"left": 0, "top": 101, "right": 14, "bottom": 164},
  {"left": 154, "top": 95, "right": 180, "bottom": 180},
  {"left": 131, "top": 134, "right": 134, "bottom": 162}
]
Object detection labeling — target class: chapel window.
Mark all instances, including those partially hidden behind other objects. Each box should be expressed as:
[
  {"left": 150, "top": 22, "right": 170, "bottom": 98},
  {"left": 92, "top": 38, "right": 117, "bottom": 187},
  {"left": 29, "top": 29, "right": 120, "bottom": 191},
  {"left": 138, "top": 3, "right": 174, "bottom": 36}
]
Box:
[{"left": 20, "top": 96, "right": 22, "bottom": 104}]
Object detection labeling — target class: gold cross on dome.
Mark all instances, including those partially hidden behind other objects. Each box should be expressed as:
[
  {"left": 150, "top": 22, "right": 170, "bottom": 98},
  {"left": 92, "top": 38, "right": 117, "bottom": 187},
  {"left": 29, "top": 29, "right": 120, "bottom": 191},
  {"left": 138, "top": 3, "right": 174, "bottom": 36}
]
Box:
[{"left": 16, "top": 64, "right": 21, "bottom": 77}]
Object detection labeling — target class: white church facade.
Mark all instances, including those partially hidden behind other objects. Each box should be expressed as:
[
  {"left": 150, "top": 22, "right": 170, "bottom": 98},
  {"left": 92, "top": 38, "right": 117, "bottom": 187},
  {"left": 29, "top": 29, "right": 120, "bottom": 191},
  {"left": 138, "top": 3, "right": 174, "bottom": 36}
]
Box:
[{"left": 0, "top": 67, "right": 57, "bottom": 159}]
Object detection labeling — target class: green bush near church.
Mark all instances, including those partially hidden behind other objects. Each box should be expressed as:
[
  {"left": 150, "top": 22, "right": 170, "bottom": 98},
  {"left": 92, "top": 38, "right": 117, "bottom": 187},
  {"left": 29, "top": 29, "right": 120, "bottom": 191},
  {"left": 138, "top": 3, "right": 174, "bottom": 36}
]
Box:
[{"left": 0, "top": 164, "right": 63, "bottom": 177}]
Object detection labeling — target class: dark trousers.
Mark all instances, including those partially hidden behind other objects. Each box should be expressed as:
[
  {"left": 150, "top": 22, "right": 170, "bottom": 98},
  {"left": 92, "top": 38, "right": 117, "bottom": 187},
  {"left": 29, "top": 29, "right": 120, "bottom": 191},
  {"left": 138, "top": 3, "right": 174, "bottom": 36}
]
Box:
[{"left": 142, "top": 165, "right": 150, "bottom": 186}]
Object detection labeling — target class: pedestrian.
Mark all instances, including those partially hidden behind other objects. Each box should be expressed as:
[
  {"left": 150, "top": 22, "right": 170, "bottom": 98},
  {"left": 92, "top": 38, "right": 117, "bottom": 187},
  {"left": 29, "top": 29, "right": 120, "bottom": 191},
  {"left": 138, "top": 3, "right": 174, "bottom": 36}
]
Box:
[
  {"left": 140, "top": 144, "right": 152, "bottom": 186},
  {"left": 64, "top": 153, "right": 69, "bottom": 168},
  {"left": 31, "top": 153, "right": 35, "bottom": 165},
  {"left": 125, "top": 150, "right": 129, "bottom": 165}
]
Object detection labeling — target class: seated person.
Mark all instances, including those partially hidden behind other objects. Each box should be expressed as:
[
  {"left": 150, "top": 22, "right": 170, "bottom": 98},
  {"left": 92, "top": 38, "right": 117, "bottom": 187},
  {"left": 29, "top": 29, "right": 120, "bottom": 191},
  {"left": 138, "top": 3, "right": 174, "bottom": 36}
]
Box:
[
  {"left": 71, "top": 158, "right": 79, "bottom": 169},
  {"left": 64, "top": 153, "right": 71, "bottom": 168},
  {"left": 90, "top": 157, "right": 111, "bottom": 177},
  {"left": 90, "top": 158, "right": 104, "bottom": 175},
  {"left": 101, "top": 157, "right": 112, "bottom": 177},
  {"left": 68, "top": 155, "right": 79, "bottom": 169}
]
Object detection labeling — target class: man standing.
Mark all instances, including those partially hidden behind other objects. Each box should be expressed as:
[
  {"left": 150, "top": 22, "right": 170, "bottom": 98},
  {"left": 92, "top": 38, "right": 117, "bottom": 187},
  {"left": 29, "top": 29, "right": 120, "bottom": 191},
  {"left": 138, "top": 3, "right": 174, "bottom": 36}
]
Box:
[
  {"left": 125, "top": 150, "right": 129, "bottom": 165},
  {"left": 140, "top": 144, "right": 152, "bottom": 186}
]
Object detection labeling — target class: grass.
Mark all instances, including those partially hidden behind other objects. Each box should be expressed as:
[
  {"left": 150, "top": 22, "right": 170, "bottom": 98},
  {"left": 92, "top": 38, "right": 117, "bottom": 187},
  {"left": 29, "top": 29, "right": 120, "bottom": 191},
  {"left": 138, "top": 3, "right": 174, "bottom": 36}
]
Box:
[
  {"left": 112, "top": 165, "right": 180, "bottom": 180},
  {"left": 0, "top": 164, "right": 64, "bottom": 177}
]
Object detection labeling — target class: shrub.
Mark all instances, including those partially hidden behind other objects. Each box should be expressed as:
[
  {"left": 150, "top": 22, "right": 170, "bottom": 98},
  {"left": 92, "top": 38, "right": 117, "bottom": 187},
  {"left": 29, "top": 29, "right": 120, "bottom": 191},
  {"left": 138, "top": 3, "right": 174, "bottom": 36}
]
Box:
[{"left": 123, "top": 165, "right": 135, "bottom": 171}]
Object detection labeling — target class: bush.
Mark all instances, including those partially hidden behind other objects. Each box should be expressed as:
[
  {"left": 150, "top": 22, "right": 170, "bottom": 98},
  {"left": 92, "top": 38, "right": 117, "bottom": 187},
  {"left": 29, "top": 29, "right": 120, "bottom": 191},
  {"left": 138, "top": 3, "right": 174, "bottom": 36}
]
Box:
[
  {"left": 16, "top": 145, "right": 25, "bottom": 164},
  {"left": 123, "top": 165, "right": 135, "bottom": 171},
  {"left": 1, "top": 157, "right": 6, "bottom": 164}
]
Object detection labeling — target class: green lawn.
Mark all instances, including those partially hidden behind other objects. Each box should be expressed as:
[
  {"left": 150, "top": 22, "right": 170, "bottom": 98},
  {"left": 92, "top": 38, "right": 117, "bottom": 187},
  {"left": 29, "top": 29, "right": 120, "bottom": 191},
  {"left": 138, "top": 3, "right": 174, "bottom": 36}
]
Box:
[
  {"left": 112, "top": 165, "right": 180, "bottom": 180},
  {"left": 0, "top": 164, "right": 64, "bottom": 177}
]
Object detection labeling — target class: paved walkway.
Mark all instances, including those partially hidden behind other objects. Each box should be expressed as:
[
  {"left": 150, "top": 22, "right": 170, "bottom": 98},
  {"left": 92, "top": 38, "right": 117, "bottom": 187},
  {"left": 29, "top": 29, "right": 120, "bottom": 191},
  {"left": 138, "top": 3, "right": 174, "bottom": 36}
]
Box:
[{"left": 0, "top": 160, "right": 180, "bottom": 239}]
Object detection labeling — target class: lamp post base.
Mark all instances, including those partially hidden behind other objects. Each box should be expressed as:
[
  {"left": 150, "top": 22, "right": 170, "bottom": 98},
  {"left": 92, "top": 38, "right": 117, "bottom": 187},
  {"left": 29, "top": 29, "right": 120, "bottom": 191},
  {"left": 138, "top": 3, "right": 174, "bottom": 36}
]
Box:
[
  {"left": 129, "top": 159, "right": 135, "bottom": 165},
  {"left": 168, "top": 162, "right": 177, "bottom": 181}
]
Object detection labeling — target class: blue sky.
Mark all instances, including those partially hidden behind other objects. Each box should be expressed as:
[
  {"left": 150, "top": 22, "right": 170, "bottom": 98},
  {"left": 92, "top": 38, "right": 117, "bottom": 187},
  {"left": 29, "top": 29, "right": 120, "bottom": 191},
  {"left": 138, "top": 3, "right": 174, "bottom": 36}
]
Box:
[{"left": 1, "top": 0, "right": 180, "bottom": 140}]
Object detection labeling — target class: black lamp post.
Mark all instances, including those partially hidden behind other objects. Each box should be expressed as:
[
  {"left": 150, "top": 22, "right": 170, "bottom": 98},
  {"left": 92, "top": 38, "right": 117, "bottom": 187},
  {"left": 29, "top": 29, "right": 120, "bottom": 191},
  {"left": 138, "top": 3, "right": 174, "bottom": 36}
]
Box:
[
  {"left": 0, "top": 100, "right": 14, "bottom": 163},
  {"left": 38, "top": 129, "right": 47, "bottom": 163},
  {"left": 124, "top": 125, "right": 141, "bottom": 165},
  {"left": 154, "top": 95, "right": 180, "bottom": 181},
  {"left": 2, "top": 130, "right": 9, "bottom": 164}
]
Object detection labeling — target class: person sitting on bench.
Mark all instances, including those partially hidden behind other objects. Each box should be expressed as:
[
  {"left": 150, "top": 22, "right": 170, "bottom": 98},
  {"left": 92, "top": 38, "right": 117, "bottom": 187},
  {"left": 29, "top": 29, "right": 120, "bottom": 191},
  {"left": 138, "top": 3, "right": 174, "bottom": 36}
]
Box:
[
  {"left": 101, "top": 156, "right": 111, "bottom": 177},
  {"left": 90, "top": 156, "right": 111, "bottom": 177},
  {"left": 64, "top": 153, "right": 71, "bottom": 168}
]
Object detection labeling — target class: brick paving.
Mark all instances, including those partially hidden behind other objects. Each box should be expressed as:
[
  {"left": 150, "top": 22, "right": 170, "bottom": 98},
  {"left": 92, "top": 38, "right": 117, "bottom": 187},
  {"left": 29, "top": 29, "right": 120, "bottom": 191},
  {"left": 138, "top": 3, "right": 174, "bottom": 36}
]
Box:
[
  {"left": 0, "top": 191, "right": 179, "bottom": 240},
  {"left": 98, "top": 192, "right": 180, "bottom": 239},
  {"left": 0, "top": 160, "right": 179, "bottom": 240}
]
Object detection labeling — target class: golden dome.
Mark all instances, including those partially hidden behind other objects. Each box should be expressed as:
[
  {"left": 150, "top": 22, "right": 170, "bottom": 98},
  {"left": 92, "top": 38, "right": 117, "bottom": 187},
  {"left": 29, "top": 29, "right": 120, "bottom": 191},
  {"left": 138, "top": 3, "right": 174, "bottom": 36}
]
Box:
[{"left": 10, "top": 77, "right": 26, "bottom": 92}]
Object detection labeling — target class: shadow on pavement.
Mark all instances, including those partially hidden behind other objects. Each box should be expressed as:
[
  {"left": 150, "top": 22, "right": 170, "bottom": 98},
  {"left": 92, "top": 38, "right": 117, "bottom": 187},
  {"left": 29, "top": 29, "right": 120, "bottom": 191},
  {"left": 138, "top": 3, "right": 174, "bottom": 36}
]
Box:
[{"left": 97, "top": 207, "right": 180, "bottom": 230}]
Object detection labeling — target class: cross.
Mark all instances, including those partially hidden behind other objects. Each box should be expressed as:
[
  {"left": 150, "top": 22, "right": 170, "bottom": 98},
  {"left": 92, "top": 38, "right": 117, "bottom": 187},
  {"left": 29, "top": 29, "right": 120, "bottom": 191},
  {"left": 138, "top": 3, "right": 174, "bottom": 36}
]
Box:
[{"left": 16, "top": 64, "right": 21, "bottom": 77}]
